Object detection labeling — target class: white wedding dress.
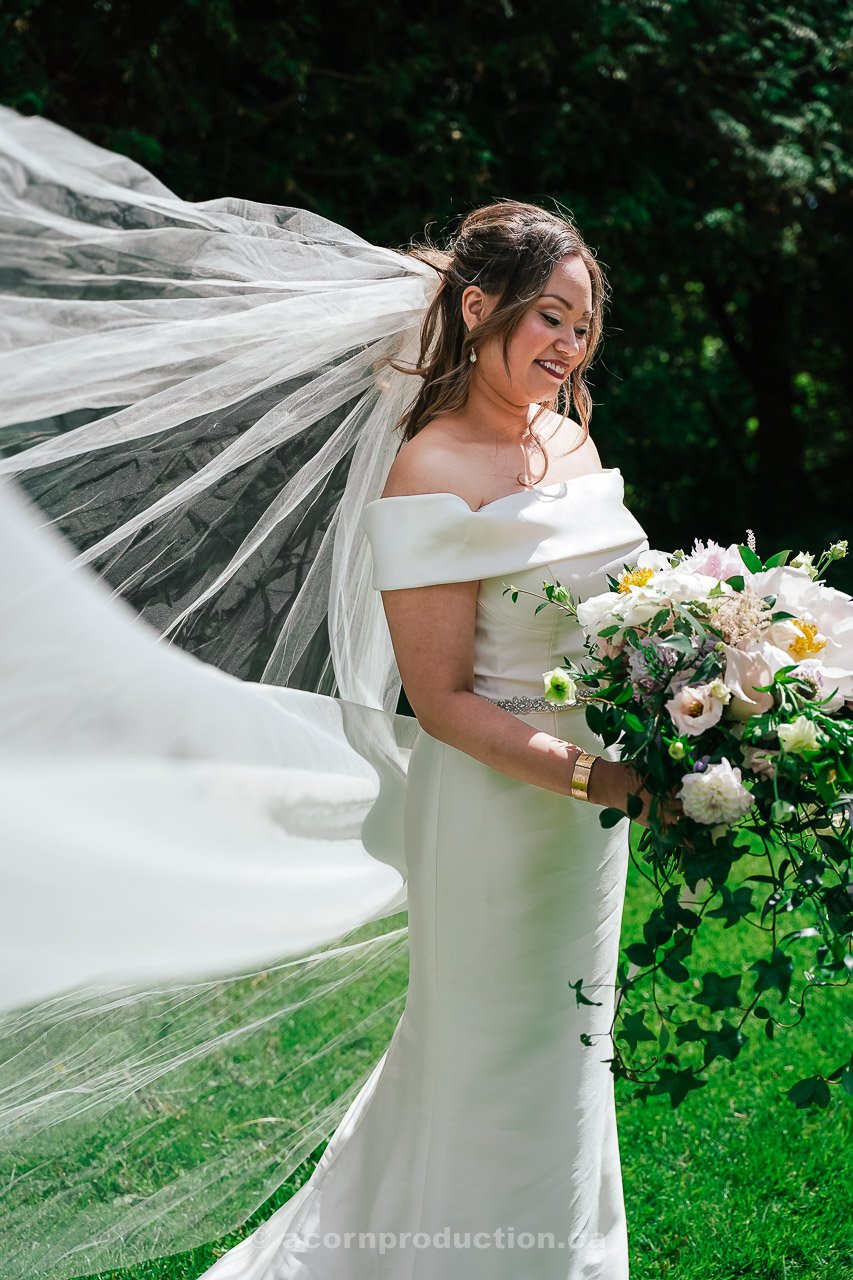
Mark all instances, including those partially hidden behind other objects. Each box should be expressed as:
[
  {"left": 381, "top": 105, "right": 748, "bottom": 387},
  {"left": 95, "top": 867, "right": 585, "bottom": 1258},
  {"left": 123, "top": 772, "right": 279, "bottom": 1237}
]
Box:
[
  {"left": 0, "top": 103, "right": 654, "bottom": 1280},
  {"left": 199, "top": 467, "right": 650, "bottom": 1280}
]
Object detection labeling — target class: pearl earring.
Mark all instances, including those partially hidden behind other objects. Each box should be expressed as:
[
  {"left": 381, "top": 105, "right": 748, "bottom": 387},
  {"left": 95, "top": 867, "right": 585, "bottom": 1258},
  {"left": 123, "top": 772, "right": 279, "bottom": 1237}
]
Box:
[{"left": 469, "top": 348, "right": 477, "bottom": 364}]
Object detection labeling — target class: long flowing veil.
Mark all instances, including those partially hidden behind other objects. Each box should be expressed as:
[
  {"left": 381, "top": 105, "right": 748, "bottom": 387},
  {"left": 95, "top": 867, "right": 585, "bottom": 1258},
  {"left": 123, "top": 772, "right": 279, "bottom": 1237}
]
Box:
[{"left": 0, "top": 104, "right": 437, "bottom": 1277}]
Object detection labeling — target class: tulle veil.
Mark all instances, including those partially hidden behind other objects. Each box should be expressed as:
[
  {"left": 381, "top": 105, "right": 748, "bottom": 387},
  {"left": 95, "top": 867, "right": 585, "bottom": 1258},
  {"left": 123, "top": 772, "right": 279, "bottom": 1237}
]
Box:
[{"left": 0, "top": 104, "right": 440, "bottom": 1277}]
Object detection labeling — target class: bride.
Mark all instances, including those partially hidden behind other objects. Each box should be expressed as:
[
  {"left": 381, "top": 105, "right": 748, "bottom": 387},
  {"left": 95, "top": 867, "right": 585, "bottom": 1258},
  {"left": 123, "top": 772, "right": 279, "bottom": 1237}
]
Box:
[{"left": 0, "top": 106, "right": 675, "bottom": 1279}]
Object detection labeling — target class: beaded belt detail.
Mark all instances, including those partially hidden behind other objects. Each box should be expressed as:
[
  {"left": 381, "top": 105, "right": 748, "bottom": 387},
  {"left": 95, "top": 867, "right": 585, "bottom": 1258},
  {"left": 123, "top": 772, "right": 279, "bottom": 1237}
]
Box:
[{"left": 483, "top": 691, "right": 594, "bottom": 714}]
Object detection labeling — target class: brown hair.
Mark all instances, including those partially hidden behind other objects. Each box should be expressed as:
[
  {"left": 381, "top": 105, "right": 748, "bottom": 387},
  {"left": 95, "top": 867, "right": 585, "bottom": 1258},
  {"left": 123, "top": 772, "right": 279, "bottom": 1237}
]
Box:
[{"left": 388, "top": 199, "right": 610, "bottom": 488}]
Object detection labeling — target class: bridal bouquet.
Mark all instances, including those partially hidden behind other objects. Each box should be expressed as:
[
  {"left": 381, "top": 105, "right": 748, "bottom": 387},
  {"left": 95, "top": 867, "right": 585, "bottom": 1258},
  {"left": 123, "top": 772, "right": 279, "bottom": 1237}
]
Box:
[{"left": 523, "top": 533, "right": 853, "bottom": 1109}]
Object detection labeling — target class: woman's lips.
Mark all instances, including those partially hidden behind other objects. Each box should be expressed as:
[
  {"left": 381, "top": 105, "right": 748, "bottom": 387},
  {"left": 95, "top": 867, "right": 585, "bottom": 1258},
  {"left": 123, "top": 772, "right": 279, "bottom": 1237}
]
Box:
[{"left": 535, "top": 360, "right": 568, "bottom": 380}]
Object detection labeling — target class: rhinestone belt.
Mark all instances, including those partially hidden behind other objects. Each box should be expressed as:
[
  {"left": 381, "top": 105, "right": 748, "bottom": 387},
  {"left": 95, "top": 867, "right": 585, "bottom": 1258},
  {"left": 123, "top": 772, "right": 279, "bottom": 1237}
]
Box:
[{"left": 482, "top": 691, "right": 594, "bottom": 714}]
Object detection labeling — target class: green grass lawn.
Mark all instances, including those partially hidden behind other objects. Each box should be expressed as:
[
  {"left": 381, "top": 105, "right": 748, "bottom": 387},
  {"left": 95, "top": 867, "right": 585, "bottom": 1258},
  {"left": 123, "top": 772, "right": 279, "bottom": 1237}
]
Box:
[
  {"left": 615, "top": 828, "right": 853, "bottom": 1280},
  {"left": 10, "top": 825, "right": 852, "bottom": 1280}
]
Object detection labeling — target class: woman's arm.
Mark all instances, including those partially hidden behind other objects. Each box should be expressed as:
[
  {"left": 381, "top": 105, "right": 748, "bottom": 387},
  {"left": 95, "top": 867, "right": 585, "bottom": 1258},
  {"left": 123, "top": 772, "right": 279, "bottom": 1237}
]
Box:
[{"left": 376, "top": 437, "right": 621, "bottom": 807}]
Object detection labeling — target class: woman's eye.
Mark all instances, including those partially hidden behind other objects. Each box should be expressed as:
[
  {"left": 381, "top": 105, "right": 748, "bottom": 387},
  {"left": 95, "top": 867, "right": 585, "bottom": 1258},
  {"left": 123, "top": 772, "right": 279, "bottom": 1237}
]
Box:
[{"left": 542, "top": 313, "right": 589, "bottom": 339}]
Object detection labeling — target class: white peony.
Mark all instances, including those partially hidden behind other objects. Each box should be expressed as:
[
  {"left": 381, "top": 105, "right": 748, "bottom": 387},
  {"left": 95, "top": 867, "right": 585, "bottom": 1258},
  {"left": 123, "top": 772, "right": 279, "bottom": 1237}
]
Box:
[
  {"left": 635, "top": 549, "right": 675, "bottom": 573},
  {"left": 644, "top": 567, "right": 731, "bottom": 604},
  {"left": 676, "top": 758, "right": 755, "bottom": 826},
  {"left": 612, "top": 590, "right": 668, "bottom": 629},
  {"left": 575, "top": 590, "right": 621, "bottom": 636},
  {"left": 777, "top": 715, "right": 823, "bottom": 755},
  {"left": 750, "top": 565, "right": 853, "bottom": 703},
  {"left": 576, "top": 564, "right": 733, "bottom": 641},
  {"left": 678, "top": 539, "right": 750, "bottom": 581}
]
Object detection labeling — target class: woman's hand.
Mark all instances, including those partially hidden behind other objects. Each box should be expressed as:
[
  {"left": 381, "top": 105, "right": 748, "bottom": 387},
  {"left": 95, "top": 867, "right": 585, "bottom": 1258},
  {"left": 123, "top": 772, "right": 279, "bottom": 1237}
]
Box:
[{"left": 589, "top": 758, "right": 684, "bottom": 832}]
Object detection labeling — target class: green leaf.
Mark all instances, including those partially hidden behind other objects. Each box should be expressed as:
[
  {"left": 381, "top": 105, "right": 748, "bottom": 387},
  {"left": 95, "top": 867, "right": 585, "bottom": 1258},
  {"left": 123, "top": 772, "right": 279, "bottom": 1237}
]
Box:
[
  {"left": 599, "top": 807, "right": 627, "bottom": 829},
  {"left": 786, "top": 1075, "right": 831, "bottom": 1109},
  {"left": 674, "top": 1019, "right": 705, "bottom": 1044},
  {"left": 620, "top": 1010, "right": 657, "bottom": 1051},
  {"left": 750, "top": 948, "right": 794, "bottom": 1002},
  {"left": 725, "top": 574, "right": 745, "bottom": 591},
  {"left": 649, "top": 1067, "right": 708, "bottom": 1108},
  {"left": 626, "top": 791, "right": 644, "bottom": 820},
  {"left": 660, "top": 952, "right": 691, "bottom": 983},
  {"left": 584, "top": 703, "right": 606, "bottom": 736},
  {"left": 661, "top": 633, "right": 695, "bottom": 654},
  {"left": 695, "top": 971, "right": 742, "bottom": 1012},
  {"left": 625, "top": 942, "right": 656, "bottom": 967},
  {"left": 763, "top": 549, "right": 792, "bottom": 568},
  {"left": 702, "top": 1020, "right": 746, "bottom": 1065},
  {"left": 738, "top": 544, "right": 763, "bottom": 573}
]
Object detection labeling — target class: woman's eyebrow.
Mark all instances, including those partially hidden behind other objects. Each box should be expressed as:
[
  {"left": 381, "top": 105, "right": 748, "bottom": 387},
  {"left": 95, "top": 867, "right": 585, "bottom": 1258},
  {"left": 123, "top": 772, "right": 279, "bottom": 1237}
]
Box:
[{"left": 540, "top": 293, "right": 592, "bottom": 319}]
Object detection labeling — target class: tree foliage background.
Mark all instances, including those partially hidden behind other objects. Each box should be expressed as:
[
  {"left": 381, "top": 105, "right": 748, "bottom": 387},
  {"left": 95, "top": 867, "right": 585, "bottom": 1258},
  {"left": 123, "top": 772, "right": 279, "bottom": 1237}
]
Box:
[{"left": 2, "top": 0, "right": 851, "bottom": 594}]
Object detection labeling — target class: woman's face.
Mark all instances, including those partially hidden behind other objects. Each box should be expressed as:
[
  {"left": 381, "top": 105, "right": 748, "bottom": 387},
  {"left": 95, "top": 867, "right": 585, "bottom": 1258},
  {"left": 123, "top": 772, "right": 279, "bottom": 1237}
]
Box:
[{"left": 464, "top": 255, "right": 593, "bottom": 405}]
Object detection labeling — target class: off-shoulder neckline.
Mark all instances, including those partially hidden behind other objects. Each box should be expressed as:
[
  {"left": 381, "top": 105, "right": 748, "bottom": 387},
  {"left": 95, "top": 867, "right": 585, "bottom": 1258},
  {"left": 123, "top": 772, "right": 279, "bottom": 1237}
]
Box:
[{"left": 365, "top": 466, "right": 621, "bottom": 514}]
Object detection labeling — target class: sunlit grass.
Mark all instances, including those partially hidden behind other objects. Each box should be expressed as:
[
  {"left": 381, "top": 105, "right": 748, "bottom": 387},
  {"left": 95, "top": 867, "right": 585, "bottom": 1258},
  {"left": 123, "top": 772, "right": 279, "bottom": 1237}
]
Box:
[{"left": 85, "top": 826, "right": 853, "bottom": 1279}]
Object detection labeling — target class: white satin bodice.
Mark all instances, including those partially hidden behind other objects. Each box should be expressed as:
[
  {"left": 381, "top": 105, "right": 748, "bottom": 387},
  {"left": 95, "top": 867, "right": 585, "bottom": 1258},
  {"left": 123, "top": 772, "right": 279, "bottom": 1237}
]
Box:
[{"left": 362, "top": 467, "right": 650, "bottom": 703}]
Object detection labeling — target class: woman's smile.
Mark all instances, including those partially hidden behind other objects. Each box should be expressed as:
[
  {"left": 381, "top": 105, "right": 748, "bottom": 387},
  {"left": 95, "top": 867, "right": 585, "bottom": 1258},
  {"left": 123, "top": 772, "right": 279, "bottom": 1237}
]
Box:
[{"left": 534, "top": 358, "right": 570, "bottom": 380}]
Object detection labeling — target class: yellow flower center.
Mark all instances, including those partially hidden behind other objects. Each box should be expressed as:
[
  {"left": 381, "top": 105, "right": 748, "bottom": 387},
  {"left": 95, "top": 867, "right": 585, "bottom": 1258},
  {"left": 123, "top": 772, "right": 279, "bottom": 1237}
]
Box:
[
  {"left": 617, "top": 567, "right": 655, "bottom": 593},
  {"left": 789, "top": 619, "right": 826, "bottom": 660}
]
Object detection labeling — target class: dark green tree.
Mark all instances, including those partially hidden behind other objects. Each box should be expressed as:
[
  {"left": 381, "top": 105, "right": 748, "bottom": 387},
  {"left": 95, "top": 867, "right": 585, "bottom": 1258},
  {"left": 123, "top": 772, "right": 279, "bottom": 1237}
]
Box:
[{"left": 2, "top": 0, "right": 850, "bottom": 580}]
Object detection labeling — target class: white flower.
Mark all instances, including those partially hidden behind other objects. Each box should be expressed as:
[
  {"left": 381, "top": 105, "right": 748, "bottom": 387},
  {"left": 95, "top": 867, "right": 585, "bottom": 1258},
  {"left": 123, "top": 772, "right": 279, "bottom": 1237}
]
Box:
[
  {"left": 676, "top": 758, "right": 755, "bottom": 825},
  {"left": 707, "top": 677, "right": 732, "bottom": 704},
  {"left": 678, "top": 538, "right": 748, "bottom": 581},
  {"left": 639, "top": 567, "right": 728, "bottom": 606},
  {"left": 665, "top": 680, "right": 726, "bottom": 737},
  {"left": 777, "top": 715, "right": 823, "bottom": 755},
  {"left": 575, "top": 590, "right": 621, "bottom": 636},
  {"left": 614, "top": 591, "right": 671, "bottom": 630},
  {"left": 576, "top": 565, "right": 733, "bottom": 643},
  {"left": 635, "top": 549, "right": 674, "bottom": 573},
  {"left": 789, "top": 551, "right": 817, "bottom": 578},
  {"left": 789, "top": 658, "right": 846, "bottom": 713},
  {"left": 543, "top": 668, "right": 578, "bottom": 706},
  {"left": 766, "top": 615, "right": 828, "bottom": 659},
  {"left": 722, "top": 640, "right": 781, "bottom": 720},
  {"left": 749, "top": 565, "right": 853, "bottom": 703}
]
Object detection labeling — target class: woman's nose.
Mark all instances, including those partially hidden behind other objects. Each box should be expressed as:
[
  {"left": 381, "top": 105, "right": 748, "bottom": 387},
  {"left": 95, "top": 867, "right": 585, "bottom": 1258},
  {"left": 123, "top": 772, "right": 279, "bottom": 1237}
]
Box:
[{"left": 555, "top": 337, "right": 579, "bottom": 358}]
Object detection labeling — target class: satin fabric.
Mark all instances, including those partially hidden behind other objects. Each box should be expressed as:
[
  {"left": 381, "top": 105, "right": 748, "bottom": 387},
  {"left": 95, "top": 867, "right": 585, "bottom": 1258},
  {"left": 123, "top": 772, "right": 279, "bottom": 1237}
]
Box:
[{"left": 199, "top": 469, "right": 650, "bottom": 1279}]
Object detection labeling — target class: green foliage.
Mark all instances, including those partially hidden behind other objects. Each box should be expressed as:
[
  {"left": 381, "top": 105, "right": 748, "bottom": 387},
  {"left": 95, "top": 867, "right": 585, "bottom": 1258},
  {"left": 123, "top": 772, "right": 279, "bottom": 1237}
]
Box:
[{"left": 1, "top": 0, "right": 850, "bottom": 589}]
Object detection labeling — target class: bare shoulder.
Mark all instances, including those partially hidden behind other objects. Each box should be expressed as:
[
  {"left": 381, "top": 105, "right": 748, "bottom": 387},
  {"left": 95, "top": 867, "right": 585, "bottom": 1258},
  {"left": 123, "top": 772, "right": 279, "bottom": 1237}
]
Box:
[{"left": 380, "top": 420, "right": 482, "bottom": 510}]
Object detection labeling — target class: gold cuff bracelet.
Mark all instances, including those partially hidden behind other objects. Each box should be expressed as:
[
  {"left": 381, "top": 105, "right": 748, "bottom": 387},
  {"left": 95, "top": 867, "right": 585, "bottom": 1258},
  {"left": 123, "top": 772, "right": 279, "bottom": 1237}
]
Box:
[{"left": 569, "top": 750, "right": 599, "bottom": 801}]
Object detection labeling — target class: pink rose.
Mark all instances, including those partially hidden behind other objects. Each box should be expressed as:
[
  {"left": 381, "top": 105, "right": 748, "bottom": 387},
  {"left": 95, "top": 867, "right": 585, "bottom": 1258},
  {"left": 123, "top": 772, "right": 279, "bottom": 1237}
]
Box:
[{"left": 665, "top": 681, "right": 726, "bottom": 736}]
